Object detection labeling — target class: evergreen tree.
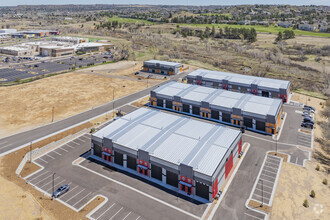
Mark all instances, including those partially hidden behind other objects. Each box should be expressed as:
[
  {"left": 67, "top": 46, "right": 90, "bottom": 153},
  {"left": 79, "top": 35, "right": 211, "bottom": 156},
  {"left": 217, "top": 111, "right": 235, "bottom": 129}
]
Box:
[{"left": 275, "top": 31, "right": 283, "bottom": 42}]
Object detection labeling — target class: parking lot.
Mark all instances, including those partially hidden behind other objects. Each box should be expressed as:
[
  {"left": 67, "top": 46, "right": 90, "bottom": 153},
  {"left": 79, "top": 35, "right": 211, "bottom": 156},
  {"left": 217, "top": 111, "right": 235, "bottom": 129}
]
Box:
[
  {"left": 0, "top": 54, "right": 112, "bottom": 82},
  {"left": 250, "top": 154, "right": 282, "bottom": 206},
  {"left": 89, "top": 201, "right": 143, "bottom": 220},
  {"left": 24, "top": 131, "right": 204, "bottom": 220},
  {"left": 26, "top": 169, "right": 96, "bottom": 211}
]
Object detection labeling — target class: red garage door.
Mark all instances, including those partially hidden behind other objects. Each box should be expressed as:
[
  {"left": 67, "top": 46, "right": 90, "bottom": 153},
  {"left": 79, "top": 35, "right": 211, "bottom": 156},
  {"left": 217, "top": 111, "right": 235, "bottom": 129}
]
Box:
[{"left": 225, "top": 154, "right": 233, "bottom": 179}]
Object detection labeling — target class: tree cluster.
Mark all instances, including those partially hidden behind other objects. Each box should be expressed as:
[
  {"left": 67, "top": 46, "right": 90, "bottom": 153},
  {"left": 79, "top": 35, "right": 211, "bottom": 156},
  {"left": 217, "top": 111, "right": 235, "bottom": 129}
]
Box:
[
  {"left": 174, "top": 26, "right": 257, "bottom": 42},
  {"left": 275, "top": 30, "right": 295, "bottom": 42}
]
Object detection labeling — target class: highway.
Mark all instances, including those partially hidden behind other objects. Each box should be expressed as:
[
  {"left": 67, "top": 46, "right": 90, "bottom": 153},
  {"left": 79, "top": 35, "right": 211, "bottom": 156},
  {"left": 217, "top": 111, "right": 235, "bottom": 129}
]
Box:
[{"left": 0, "top": 71, "right": 190, "bottom": 156}]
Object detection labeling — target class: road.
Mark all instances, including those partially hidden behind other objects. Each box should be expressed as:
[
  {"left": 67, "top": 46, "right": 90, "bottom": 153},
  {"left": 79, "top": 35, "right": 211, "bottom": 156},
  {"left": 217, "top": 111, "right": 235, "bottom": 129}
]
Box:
[{"left": 0, "top": 71, "right": 190, "bottom": 156}]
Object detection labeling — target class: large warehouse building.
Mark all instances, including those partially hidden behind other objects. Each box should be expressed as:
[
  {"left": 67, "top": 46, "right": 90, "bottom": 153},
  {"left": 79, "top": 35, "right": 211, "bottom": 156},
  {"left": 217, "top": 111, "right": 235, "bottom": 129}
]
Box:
[
  {"left": 143, "top": 60, "right": 183, "bottom": 75},
  {"left": 187, "top": 69, "right": 291, "bottom": 103},
  {"left": 91, "top": 108, "right": 242, "bottom": 202},
  {"left": 149, "top": 82, "right": 283, "bottom": 135}
]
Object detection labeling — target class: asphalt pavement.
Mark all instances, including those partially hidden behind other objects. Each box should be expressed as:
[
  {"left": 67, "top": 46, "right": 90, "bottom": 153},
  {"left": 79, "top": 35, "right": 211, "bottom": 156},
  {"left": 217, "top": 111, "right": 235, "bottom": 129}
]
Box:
[{"left": 0, "top": 70, "right": 191, "bottom": 156}]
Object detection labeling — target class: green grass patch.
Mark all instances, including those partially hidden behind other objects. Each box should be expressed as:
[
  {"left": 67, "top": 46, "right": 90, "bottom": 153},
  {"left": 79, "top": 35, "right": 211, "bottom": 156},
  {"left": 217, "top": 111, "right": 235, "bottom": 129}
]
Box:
[
  {"left": 107, "top": 16, "right": 154, "bottom": 25},
  {"left": 178, "top": 23, "right": 330, "bottom": 38},
  {"left": 293, "top": 89, "right": 328, "bottom": 100}
]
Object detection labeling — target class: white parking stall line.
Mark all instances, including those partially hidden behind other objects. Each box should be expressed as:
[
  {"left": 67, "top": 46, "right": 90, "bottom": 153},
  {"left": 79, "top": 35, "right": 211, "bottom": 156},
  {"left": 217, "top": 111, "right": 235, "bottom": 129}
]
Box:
[
  {"left": 37, "top": 157, "right": 48, "bottom": 164},
  {"left": 261, "top": 173, "right": 275, "bottom": 180},
  {"left": 78, "top": 138, "right": 86, "bottom": 143},
  {"left": 263, "top": 168, "right": 278, "bottom": 175},
  {"left": 60, "top": 185, "right": 79, "bottom": 199},
  {"left": 266, "top": 158, "right": 280, "bottom": 164},
  {"left": 122, "top": 211, "right": 131, "bottom": 220},
  {"left": 256, "top": 182, "right": 273, "bottom": 190},
  {"left": 136, "top": 216, "right": 140, "bottom": 220},
  {"left": 58, "top": 147, "right": 69, "bottom": 153},
  {"left": 263, "top": 165, "right": 278, "bottom": 172},
  {"left": 96, "top": 203, "right": 116, "bottom": 220},
  {"left": 65, "top": 144, "right": 75, "bottom": 149},
  {"left": 45, "top": 154, "right": 55, "bottom": 159},
  {"left": 65, "top": 189, "right": 85, "bottom": 203},
  {"left": 265, "top": 162, "right": 279, "bottom": 168},
  {"left": 0, "top": 141, "right": 8, "bottom": 145},
  {"left": 53, "top": 150, "right": 62, "bottom": 156},
  {"left": 34, "top": 174, "right": 53, "bottom": 185},
  {"left": 72, "top": 192, "right": 92, "bottom": 207},
  {"left": 261, "top": 172, "right": 276, "bottom": 179},
  {"left": 40, "top": 176, "right": 61, "bottom": 188},
  {"left": 244, "top": 212, "right": 263, "bottom": 220},
  {"left": 109, "top": 207, "right": 123, "bottom": 220},
  {"left": 259, "top": 178, "right": 273, "bottom": 184},
  {"left": 71, "top": 140, "right": 80, "bottom": 145},
  {"left": 254, "top": 188, "right": 272, "bottom": 196},
  {"left": 28, "top": 171, "right": 49, "bottom": 182}
]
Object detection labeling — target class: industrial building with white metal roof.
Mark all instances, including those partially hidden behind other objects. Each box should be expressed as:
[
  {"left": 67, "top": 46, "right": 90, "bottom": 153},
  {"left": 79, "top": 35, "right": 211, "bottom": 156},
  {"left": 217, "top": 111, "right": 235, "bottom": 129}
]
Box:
[
  {"left": 187, "top": 69, "right": 291, "bottom": 103},
  {"left": 149, "top": 81, "right": 283, "bottom": 135},
  {"left": 91, "top": 108, "right": 242, "bottom": 202},
  {"left": 142, "top": 60, "right": 183, "bottom": 75}
]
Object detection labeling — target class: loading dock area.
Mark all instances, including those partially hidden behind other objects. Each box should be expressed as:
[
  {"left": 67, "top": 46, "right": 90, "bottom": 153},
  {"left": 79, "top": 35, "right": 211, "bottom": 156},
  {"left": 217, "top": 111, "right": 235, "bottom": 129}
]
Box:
[
  {"left": 91, "top": 108, "right": 242, "bottom": 202},
  {"left": 187, "top": 69, "right": 291, "bottom": 103},
  {"left": 149, "top": 82, "right": 284, "bottom": 135}
]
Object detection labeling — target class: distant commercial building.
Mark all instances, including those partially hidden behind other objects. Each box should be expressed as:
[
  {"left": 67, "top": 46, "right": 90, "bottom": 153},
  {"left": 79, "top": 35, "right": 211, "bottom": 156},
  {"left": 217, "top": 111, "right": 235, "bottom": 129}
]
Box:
[
  {"left": 52, "top": 36, "right": 88, "bottom": 45},
  {"left": 0, "top": 46, "right": 33, "bottom": 56},
  {"left": 91, "top": 108, "right": 242, "bottom": 202},
  {"left": 0, "top": 29, "right": 17, "bottom": 34},
  {"left": 0, "top": 33, "right": 11, "bottom": 40},
  {"left": 150, "top": 82, "right": 283, "bottom": 135},
  {"left": 40, "top": 46, "right": 74, "bottom": 57},
  {"left": 277, "top": 22, "right": 292, "bottom": 28},
  {"left": 49, "top": 30, "right": 60, "bottom": 35},
  {"left": 75, "top": 42, "right": 114, "bottom": 53},
  {"left": 143, "top": 60, "right": 183, "bottom": 75},
  {"left": 24, "top": 30, "right": 50, "bottom": 37},
  {"left": 11, "top": 32, "right": 35, "bottom": 39},
  {"left": 187, "top": 69, "right": 291, "bottom": 103}
]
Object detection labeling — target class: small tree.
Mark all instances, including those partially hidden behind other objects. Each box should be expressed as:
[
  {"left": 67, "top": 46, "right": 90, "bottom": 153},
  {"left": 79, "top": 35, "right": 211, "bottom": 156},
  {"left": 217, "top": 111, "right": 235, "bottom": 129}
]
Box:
[
  {"left": 316, "top": 164, "right": 320, "bottom": 171},
  {"left": 322, "top": 179, "right": 328, "bottom": 185},
  {"left": 275, "top": 32, "right": 283, "bottom": 42},
  {"left": 310, "top": 190, "right": 315, "bottom": 198},
  {"left": 303, "top": 199, "right": 309, "bottom": 207}
]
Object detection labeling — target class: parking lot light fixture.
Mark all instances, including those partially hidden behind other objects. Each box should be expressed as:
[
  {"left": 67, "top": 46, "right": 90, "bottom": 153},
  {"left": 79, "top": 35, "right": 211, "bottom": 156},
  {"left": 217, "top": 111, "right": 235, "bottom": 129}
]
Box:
[
  {"left": 260, "top": 179, "right": 263, "bottom": 207},
  {"left": 52, "top": 173, "right": 56, "bottom": 200}
]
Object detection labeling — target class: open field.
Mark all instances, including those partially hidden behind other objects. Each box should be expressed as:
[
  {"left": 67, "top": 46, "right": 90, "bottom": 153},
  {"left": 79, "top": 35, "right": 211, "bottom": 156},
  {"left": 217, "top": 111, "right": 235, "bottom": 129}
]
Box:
[
  {"left": 107, "top": 16, "right": 154, "bottom": 25},
  {"left": 178, "top": 23, "right": 330, "bottom": 38},
  {"left": 0, "top": 61, "right": 161, "bottom": 138}
]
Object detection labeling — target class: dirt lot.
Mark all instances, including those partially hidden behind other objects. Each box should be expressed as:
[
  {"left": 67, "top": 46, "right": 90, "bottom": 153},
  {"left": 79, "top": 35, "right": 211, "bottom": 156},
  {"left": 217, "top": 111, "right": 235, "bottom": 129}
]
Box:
[
  {"left": 0, "top": 61, "right": 162, "bottom": 139},
  {"left": 271, "top": 93, "right": 329, "bottom": 220}
]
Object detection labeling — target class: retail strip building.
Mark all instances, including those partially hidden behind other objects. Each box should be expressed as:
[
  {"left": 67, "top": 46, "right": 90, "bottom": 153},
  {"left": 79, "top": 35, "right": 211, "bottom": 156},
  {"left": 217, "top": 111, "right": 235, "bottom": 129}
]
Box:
[
  {"left": 149, "top": 82, "right": 283, "bottom": 135},
  {"left": 91, "top": 108, "right": 242, "bottom": 202},
  {"left": 187, "top": 69, "right": 291, "bottom": 103}
]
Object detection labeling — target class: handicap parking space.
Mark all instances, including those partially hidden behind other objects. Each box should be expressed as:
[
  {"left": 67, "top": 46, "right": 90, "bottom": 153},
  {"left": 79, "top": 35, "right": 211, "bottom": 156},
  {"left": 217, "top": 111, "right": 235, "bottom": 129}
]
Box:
[
  {"left": 90, "top": 201, "right": 143, "bottom": 220},
  {"left": 250, "top": 155, "right": 282, "bottom": 206}
]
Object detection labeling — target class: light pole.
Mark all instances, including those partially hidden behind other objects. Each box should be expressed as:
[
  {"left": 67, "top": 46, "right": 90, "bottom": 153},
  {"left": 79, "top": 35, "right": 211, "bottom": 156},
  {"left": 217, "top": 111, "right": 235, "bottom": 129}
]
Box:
[
  {"left": 276, "top": 138, "right": 278, "bottom": 156},
  {"left": 51, "top": 106, "right": 54, "bottom": 122},
  {"left": 260, "top": 179, "right": 264, "bottom": 207},
  {"left": 29, "top": 142, "right": 32, "bottom": 163},
  {"left": 52, "top": 173, "right": 56, "bottom": 200},
  {"left": 109, "top": 86, "right": 115, "bottom": 118}
]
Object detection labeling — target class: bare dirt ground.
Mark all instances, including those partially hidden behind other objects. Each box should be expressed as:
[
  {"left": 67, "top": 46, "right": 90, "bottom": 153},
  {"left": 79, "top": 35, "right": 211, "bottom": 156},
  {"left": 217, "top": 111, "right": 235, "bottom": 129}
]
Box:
[
  {"left": 0, "top": 61, "right": 162, "bottom": 139},
  {"left": 271, "top": 93, "right": 329, "bottom": 220}
]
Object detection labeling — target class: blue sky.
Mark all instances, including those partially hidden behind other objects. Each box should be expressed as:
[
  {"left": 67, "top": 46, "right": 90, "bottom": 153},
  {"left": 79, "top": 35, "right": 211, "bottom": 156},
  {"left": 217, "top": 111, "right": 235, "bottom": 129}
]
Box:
[{"left": 1, "top": 0, "right": 329, "bottom": 6}]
